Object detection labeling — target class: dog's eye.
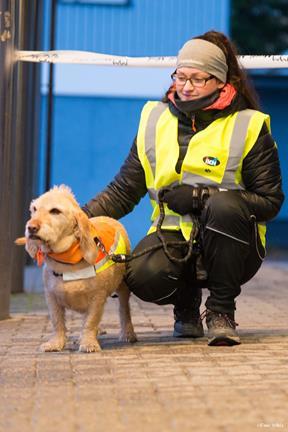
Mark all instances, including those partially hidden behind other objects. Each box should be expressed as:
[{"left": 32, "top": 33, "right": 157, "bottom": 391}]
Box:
[
  {"left": 32, "top": 206, "right": 37, "bottom": 212},
  {"left": 50, "top": 208, "right": 62, "bottom": 215}
]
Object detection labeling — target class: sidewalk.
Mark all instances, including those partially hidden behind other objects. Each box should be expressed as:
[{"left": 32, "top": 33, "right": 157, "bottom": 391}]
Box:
[{"left": 1, "top": 260, "right": 288, "bottom": 432}]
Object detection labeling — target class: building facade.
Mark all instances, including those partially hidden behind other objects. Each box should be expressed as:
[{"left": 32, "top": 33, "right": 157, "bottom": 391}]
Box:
[{"left": 39, "top": 0, "right": 287, "bottom": 247}]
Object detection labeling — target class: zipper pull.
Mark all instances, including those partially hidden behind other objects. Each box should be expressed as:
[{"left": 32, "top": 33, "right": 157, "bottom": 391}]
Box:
[{"left": 191, "top": 114, "right": 196, "bottom": 132}]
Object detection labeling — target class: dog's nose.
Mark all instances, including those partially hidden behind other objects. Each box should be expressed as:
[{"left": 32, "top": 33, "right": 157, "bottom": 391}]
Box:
[{"left": 27, "top": 223, "right": 40, "bottom": 234}]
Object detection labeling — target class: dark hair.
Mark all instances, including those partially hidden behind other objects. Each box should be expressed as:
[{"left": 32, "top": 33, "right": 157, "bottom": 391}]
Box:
[
  {"left": 163, "top": 30, "right": 260, "bottom": 110},
  {"left": 196, "top": 30, "right": 259, "bottom": 109}
]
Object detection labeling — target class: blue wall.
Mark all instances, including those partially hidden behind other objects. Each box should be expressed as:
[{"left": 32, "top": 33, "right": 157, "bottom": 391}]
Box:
[
  {"left": 55, "top": 0, "right": 230, "bottom": 55},
  {"left": 38, "top": 0, "right": 288, "bottom": 248},
  {"left": 39, "top": 0, "right": 232, "bottom": 247},
  {"left": 40, "top": 95, "right": 153, "bottom": 245},
  {"left": 253, "top": 76, "right": 288, "bottom": 247},
  {"left": 256, "top": 79, "right": 288, "bottom": 221}
]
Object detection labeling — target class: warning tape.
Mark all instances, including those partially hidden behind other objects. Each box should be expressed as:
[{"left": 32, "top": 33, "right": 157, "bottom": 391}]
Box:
[{"left": 15, "top": 50, "right": 288, "bottom": 69}]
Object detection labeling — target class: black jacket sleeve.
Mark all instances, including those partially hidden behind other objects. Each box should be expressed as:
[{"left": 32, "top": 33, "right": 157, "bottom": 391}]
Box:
[
  {"left": 82, "top": 138, "right": 147, "bottom": 219},
  {"left": 239, "top": 125, "right": 285, "bottom": 221}
]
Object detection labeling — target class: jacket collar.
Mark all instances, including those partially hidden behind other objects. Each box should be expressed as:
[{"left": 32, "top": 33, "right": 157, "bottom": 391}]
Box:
[
  {"left": 171, "top": 89, "right": 220, "bottom": 114},
  {"left": 168, "top": 85, "right": 249, "bottom": 130}
]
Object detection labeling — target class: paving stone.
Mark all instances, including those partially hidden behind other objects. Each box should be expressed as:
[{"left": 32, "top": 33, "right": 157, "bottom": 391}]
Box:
[{"left": 0, "top": 260, "right": 287, "bottom": 432}]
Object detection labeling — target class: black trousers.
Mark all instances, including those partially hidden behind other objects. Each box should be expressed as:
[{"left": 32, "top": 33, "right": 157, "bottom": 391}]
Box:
[{"left": 126, "top": 191, "right": 265, "bottom": 314}]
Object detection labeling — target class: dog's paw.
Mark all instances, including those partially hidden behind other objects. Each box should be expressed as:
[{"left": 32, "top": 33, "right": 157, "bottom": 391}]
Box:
[
  {"left": 119, "top": 327, "right": 138, "bottom": 343},
  {"left": 40, "top": 338, "right": 65, "bottom": 352},
  {"left": 97, "top": 325, "right": 107, "bottom": 336},
  {"left": 78, "top": 340, "right": 101, "bottom": 353}
]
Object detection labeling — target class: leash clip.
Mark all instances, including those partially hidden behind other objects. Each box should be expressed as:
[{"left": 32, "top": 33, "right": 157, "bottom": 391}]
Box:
[{"left": 94, "top": 237, "right": 107, "bottom": 254}]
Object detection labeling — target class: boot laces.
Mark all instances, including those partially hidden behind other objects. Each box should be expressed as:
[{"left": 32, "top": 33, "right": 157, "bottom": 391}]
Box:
[{"left": 200, "top": 309, "right": 239, "bottom": 328}]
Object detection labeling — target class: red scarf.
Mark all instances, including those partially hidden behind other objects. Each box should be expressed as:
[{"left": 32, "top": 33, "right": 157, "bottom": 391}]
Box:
[{"left": 204, "top": 83, "right": 237, "bottom": 110}]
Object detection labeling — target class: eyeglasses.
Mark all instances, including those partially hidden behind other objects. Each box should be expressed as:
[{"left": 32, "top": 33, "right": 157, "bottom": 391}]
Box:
[{"left": 171, "top": 72, "right": 215, "bottom": 88}]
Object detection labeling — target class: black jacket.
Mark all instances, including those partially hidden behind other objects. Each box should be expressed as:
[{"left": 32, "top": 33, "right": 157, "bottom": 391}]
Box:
[{"left": 84, "top": 95, "right": 284, "bottom": 223}]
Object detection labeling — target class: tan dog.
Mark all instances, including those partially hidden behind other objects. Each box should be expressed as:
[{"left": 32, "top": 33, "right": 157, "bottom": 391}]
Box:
[{"left": 24, "top": 185, "right": 137, "bottom": 353}]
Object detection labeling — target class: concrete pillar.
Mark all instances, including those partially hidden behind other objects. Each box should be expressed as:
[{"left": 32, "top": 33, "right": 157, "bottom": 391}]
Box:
[
  {"left": 10, "top": 0, "right": 43, "bottom": 294},
  {"left": 0, "top": 0, "right": 43, "bottom": 318},
  {"left": 0, "top": 0, "right": 14, "bottom": 319}
]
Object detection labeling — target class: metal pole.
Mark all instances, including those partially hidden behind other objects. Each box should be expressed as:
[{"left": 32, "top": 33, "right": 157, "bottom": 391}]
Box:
[
  {"left": 10, "top": 0, "right": 43, "bottom": 294},
  {"left": 0, "top": 0, "right": 43, "bottom": 317},
  {"left": 0, "top": 0, "right": 14, "bottom": 319},
  {"left": 45, "top": 0, "right": 57, "bottom": 191}
]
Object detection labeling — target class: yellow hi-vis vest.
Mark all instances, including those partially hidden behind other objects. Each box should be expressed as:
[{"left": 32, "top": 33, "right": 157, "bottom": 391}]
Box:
[{"left": 137, "top": 101, "right": 271, "bottom": 247}]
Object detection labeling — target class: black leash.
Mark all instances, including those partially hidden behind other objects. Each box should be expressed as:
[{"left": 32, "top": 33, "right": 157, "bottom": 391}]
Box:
[
  {"left": 95, "top": 199, "right": 200, "bottom": 264},
  {"left": 155, "top": 201, "right": 200, "bottom": 263}
]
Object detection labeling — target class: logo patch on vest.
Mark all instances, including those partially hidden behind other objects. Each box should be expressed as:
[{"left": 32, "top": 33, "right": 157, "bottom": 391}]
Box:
[{"left": 203, "top": 156, "right": 220, "bottom": 167}]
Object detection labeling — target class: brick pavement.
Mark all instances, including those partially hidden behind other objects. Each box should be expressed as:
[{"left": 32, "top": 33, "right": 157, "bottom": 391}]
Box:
[{"left": 1, "top": 261, "right": 288, "bottom": 432}]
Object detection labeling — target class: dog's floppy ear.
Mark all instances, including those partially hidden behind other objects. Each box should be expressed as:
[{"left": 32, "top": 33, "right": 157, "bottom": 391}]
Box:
[{"left": 74, "top": 211, "right": 98, "bottom": 265}]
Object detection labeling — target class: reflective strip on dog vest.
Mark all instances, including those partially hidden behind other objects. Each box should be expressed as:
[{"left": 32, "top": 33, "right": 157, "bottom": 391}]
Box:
[
  {"left": 137, "top": 101, "right": 270, "bottom": 246},
  {"left": 61, "top": 232, "right": 126, "bottom": 281},
  {"left": 94, "top": 230, "right": 125, "bottom": 273}
]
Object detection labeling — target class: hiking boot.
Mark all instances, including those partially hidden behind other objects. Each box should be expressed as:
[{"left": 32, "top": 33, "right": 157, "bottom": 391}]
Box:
[
  {"left": 173, "top": 289, "right": 204, "bottom": 338},
  {"left": 205, "top": 309, "right": 241, "bottom": 346}
]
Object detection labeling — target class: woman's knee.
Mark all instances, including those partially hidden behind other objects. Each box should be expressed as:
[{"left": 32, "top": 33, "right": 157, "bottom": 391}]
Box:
[
  {"left": 202, "top": 190, "right": 251, "bottom": 230},
  {"left": 125, "top": 233, "right": 186, "bottom": 305},
  {"left": 126, "top": 252, "right": 185, "bottom": 305},
  {"left": 205, "top": 191, "right": 250, "bottom": 220}
]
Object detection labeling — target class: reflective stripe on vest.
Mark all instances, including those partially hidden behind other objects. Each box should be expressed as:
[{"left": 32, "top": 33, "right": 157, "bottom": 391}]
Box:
[
  {"left": 137, "top": 101, "right": 270, "bottom": 246},
  {"left": 183, "top": 109, "right": 257, "bottom": 189},
  {"left": 95, "top": 231, "right": 126, "bottom": 274}
]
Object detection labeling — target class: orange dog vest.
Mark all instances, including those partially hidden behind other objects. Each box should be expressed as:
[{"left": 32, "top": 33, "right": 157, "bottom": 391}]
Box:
[{"left": 36, "top": 222, "right": 122, "bottom": 267}]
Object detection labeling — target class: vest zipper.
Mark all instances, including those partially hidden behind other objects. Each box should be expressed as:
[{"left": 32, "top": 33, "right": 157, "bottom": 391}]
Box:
[{"left": 191, "top": 114, "right": 196, "bottom": 132}]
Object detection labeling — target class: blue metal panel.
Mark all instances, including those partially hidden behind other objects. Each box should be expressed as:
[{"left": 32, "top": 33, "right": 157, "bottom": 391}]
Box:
[
  {"left": 39, "top": 0, "right": 233, "bottom": 247},
  {"left": 255, "top": 85, "right": 288, "bottom": 221},
  {"left": 46, "top": 95, "right": 152, "bottom": 245},
  {"left": 252, "top": 75, "right": 288, "bottom": 247},
  {"left": 37, "top": 0, "right": 288, "bottom": 248},
  {"left": 42, "top": 0, "right": 52, "bottom": 50},
  {"left": 56, "top": 0, "right": 230, "bottom": 54},
  {"left": 51, "top": 96, "right": 144, "bottom": 197}
]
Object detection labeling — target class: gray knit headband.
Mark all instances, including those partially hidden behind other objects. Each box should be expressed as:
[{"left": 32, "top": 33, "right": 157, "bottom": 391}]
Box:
[{"left": 176, "top": 39, "right": 228, "bottom": 83}]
